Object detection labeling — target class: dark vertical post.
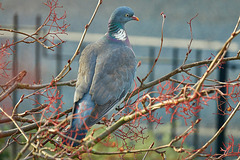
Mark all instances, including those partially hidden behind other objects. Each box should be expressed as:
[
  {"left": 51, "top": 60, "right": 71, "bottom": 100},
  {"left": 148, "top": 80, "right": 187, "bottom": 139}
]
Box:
[
  {"left": 35, "top": 15, "right": 41, "bottom": 120},
  {"left": 148, "top": 46, "right": 155, "bottom": 130},
  {"left": 193, "top": 49, "right": 202, "bottom": 149},
  {"left": 42, "top": 29, "right": 48, "bottom": 57},
  {"left": 56, "top": 43, "right": 62, "bottom": 112},
  {"left": 56, "top": 44, "right": 62, "bottom": 77},
  {"left": 149, "top": 47, "right": 155, "bottom": 83},
  {"left": 171, "top": 48, "right": 178, "bottom": 139},
  {"left": 216, "top": 52, "right": 228, "bottom": 158},
  {"left": 12, "top": 13, "right": 18, "bottom": 158}
]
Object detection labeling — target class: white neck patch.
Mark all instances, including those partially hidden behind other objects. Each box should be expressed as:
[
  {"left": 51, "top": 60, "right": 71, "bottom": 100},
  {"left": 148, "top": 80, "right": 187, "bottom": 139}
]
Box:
[{"left": 112, "top": 29, "right": 127, "bottom": 41}]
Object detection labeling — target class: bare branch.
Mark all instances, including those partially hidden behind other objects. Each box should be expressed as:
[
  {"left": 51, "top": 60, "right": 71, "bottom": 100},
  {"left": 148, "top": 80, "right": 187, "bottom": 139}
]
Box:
[
  {"left": 181, "top": 13, "right": 198, "bottom": 66},
  {"left": 141, "top": 12, "right": 166, "bottom": 84},
  {"left": 126, "top": 56, "right": 240, "bottom": 100},
  {"left": 194, "top": 18, "right": 240, "bottom": 94},
  {"left": 0, "top": 108, "right": 72, "bottom": 138},
  {"left": 0, "top": 28, "right": 56, "bottom": 50},
  {"left": 186, "top": 101, "right": 240, "bottom": 159},
  {"left": 84, "top": 88, "right": 213, "bottom": 149},
  {"left": 54, "top": 0, "right": 103, "bottom": 81},
  {"left": 0, "top": 70, "right": 26, "bottom": 102},
  {"left": 0, "top": 107, "right": 28, "bottom": 141}
]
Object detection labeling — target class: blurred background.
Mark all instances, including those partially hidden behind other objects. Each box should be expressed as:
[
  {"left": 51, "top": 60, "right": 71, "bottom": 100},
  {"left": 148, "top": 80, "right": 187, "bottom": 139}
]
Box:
[{"left": 1, "top": 0, "right": 240, "bottom": 159}]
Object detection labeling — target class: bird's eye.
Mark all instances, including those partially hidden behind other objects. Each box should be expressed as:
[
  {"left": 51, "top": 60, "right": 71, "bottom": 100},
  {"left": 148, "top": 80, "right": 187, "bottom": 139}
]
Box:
[{"left": 125, "top": 14, "right": 129, "bottom": 17}]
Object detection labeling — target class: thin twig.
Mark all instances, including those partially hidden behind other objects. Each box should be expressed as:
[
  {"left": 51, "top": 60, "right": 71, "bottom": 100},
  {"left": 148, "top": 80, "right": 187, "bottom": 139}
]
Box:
[
  {"left": 16, "top": 79, "right": 76, "bottom": 90},
  {"left": 237, "top": 155, "right": 240, "bottom": 160},
  {"left": 15, "top": 127, "right": 51, "bottom": 160},
  {"left": 142, "top": 142, "right": 154, "bottom": 160},
  {"left": 0, "top": 70, "right": 26, "bottom": 102},
  {"left": 181, "top": 13, "right": 198, "bottom": 66},
  {"left": 141, "top": 12, "right": 166, "bottom": 83},
  {"left": 0, "top": 108, "right": 72, "bottom": 138},
  {"left": 0, "top": 136, "right": 12, "bottom": 154},
  {"left": 0, "top": 104, "right": 48, "bottom": 124},
  {"left": 0, "top": 79, "right": 76, "bottom": 102},
  {"left": 186, "top": 101, "right": 240, "bottom": 159},
  {"left": 54, "top": 0, "right": 103, "bottom": 82},
  {"left": 0, "top": 108, "right": 28, "bottom": 141},
  {"left": 0, "top": 28, "right": 54, "bottom": 50},
  {"left": 233, "top": 16, "right": 240, "bottom": 33},
  {"left": 125, "top": 56, "right": 240, "bottom": 101},
  {"left": 84, "top": 89, "right": 212, "bottom": 149},
  {"left": 193, "top": 18, "right": 240, "bottom": 95},
  {"left": 74, "top": 119, "right": 199, "bottom": 157}
]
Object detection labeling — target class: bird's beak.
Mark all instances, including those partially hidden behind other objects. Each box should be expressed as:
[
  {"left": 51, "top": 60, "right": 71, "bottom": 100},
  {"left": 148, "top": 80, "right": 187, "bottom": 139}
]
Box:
[{"left": 132, "top": 15, "right": 139, "bottom": 21}]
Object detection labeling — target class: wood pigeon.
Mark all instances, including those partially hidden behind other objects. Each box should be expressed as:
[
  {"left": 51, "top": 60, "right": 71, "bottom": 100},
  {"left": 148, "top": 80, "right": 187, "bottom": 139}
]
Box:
[{"left": 63, "top": 6, "right": 139, "bottom": 146}]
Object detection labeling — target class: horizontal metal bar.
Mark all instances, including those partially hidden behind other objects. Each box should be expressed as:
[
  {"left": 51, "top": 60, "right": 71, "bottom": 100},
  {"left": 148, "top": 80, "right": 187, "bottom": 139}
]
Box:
[{"left": 0, "top": 28, "right": 239, "bottom": 52}]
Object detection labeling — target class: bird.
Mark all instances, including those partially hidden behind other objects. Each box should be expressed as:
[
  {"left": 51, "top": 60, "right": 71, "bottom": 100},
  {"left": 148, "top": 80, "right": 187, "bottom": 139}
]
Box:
[{"left": 62, "top": 6, "right": 139, "bottom": 147}]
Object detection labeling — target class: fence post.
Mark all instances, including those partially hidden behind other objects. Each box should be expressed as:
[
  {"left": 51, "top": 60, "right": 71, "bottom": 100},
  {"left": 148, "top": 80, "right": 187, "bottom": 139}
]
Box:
[
  {"left": 193, "top": 49, "right": 202, "bottom": 149},
  {"left": 35, "top": 15, "right": 41, "bottom": 120},
  {"left": 171, "top": 48, "right": 179, "bottom": 139},
  {"left": 12, "top": 13, "right": 18, "bottom": 159},
  {"left": 148, "top": 46, "right": 155, "bottom": 130},
  {"left": 56, "top": 43, "right": 62, "bottom": 112},
  {"left": 216, "top": 52, "right": 228, "bottom": 158}
]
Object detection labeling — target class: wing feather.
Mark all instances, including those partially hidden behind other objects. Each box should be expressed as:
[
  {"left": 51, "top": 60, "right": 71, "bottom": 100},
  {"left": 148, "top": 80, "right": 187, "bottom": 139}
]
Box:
[
  {"left": 88, "top": 45, "right": 137, "bottom": 124},
  {"left": 73, "top": 41, "right": 137, "bottom": 128}
]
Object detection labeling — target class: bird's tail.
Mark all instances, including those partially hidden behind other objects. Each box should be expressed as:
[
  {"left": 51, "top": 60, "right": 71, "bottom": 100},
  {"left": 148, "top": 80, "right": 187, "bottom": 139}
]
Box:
[
  {"left": 62, "top": 126, "right": 87, "bottom": 147},
  {"left": 62, "top": 93, "right": 95, "bottom": 147}
]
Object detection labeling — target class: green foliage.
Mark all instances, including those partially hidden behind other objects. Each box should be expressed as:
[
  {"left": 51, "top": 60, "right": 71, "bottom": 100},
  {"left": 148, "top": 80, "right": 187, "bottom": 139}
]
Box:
[{"left": 0, "top": 125, "right": 10, "bottom": 159}]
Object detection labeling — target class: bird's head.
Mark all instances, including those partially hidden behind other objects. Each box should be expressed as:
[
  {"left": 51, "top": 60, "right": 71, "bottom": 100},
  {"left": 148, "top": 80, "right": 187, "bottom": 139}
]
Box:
[{"left": 109, "top": 6, "right": 139, "bottom": 25}]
